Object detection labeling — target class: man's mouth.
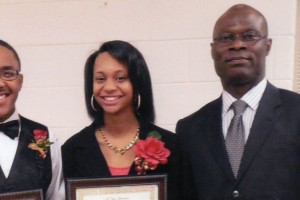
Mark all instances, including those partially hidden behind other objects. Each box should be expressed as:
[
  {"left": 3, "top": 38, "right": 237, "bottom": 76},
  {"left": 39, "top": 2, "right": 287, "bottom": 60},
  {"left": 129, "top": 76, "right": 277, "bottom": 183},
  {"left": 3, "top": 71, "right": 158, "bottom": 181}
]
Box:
[
  {"left": 225, "top": 56, "right": 250, "bottom": 65},
  {"left": 0, "top": 94, "right": 7, "bottom": 100},
  {"left": 225, "top": 56, "right": 249, "bottom": 62}
]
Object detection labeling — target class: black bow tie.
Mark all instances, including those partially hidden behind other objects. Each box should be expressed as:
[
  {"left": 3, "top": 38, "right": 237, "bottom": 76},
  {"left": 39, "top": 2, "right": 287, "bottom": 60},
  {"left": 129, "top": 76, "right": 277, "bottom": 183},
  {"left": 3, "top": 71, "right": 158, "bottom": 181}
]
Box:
[{"left": 0, "top": 120, "right": 19, "bottom": 140}]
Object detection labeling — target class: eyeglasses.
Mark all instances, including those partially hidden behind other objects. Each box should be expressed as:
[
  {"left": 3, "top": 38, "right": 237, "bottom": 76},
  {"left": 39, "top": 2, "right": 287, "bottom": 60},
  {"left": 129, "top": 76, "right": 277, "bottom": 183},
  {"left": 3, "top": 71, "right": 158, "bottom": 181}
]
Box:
[
  {"left": 0, "top": 69, "right": 20, "bottom": 81},
  {"left": 213, "top": 32, "right": 268, "bottom": 46}
]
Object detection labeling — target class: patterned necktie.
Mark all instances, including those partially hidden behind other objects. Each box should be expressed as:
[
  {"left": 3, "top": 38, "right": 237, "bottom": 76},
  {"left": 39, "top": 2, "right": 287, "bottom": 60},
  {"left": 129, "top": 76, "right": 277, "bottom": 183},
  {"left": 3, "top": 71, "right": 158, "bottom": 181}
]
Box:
[
  {"left": 225, "top": 100, "right": 247, "bottom": 177},
  {"left": 0, "top": 120, "right": 19, "bottom": 140}
]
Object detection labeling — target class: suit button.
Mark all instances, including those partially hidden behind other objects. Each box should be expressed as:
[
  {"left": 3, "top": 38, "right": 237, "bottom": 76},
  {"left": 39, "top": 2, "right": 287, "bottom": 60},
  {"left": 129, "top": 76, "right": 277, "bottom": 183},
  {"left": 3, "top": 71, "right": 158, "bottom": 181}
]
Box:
[{"left": 232, "top": 190, "right": 239, "bottom": 198}]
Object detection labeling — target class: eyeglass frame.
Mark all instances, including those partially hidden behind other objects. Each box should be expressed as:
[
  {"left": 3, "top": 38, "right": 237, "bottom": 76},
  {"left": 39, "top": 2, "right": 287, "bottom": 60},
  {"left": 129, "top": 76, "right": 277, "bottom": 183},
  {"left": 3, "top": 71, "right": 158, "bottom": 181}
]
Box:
[
  {"left": 212, "top": 31, "right": 268, "bottom": 46},
  {"left": 0, "top": 68, "right": 21, "bottom": 81}
]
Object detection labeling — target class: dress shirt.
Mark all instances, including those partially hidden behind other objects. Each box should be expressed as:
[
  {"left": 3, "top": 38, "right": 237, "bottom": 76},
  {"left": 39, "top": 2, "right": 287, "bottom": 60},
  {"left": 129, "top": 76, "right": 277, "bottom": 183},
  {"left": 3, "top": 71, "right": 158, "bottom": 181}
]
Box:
[
  {"left": 222, "top": 79, "right": 267, "bottom": 142},
  {"left": 0, "top": 111, "right": 19, "bottom": 177},
  {"left": 0, "top": 110, "right": 65, "bottom": 200}
]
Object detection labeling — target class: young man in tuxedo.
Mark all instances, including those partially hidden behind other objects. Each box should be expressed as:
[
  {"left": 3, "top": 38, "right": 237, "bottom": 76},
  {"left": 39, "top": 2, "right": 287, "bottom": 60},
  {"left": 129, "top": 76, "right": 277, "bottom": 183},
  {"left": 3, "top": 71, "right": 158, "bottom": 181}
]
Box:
[
  {"left": 176, "top": 4, "right": 300, "bottom": 200},
  {"left": 0, "top": 40, "right": 64, "bottom": 200}
]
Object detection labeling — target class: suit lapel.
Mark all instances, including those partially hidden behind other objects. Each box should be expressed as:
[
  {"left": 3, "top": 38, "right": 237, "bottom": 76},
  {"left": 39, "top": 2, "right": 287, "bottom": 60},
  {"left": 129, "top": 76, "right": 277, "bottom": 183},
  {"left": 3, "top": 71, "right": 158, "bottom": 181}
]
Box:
[
  {"left": 237, "top": 83, "right": 283, "bottom": 180},
  {"left": 8, "top": 124, "right": 34, "bottom": 179},
  {"left": 207, "top": 98, "right": 235, "bottom": 181},
  {"left": 0, "top": 166, "right": 6, "bottom": 181}
]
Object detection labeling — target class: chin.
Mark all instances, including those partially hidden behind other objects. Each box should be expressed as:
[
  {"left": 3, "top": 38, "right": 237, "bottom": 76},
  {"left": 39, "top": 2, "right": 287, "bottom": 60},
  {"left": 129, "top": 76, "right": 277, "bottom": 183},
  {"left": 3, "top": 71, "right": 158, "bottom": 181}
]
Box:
[
  {"left": 0, "top": 110, "right": 14, "bottom": 122},
  {"left": 226, "top": 76, "right": 251, "bottom": 86}
]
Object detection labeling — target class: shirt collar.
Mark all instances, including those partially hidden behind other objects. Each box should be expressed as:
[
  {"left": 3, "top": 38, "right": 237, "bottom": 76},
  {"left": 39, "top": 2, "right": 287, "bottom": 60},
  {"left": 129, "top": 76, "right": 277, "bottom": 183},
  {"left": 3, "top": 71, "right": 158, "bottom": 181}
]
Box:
[{"left": 222, "top": 79, "right": 267, "bottom": 113}]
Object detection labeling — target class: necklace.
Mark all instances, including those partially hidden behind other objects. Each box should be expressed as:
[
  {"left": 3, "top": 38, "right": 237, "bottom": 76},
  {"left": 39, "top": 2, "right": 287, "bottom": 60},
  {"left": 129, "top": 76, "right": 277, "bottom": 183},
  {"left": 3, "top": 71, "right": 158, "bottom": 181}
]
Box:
[{"left": 99, "top": 127, "right": 140, "bottom": 155}]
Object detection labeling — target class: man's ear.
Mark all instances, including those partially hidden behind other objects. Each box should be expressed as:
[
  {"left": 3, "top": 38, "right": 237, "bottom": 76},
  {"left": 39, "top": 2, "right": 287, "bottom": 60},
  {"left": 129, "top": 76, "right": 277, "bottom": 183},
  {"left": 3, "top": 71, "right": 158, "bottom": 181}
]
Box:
[
  {"left": 265, "top": 38, "right": 272, "bottom": 56},
  {"left": 17, "top": 74, "right": 23, "bottom": 91}
]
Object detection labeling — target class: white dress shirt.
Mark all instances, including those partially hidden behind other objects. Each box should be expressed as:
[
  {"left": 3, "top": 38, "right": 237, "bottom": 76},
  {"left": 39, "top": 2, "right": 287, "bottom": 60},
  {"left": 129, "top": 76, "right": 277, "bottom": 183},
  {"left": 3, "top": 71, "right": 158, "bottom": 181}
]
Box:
[
  {"left": 0, "top": 111, "right": 65, "bottom": 200},
  {"left": 222, "top": 79, "right": 267, "bottom": 142}
]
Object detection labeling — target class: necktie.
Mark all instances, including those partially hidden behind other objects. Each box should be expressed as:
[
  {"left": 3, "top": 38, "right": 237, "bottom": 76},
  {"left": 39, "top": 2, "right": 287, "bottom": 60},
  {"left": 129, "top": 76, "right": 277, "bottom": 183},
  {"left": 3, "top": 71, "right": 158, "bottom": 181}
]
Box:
[
  {"left": 225, "top": 100, "right": 247, "bottom": 177},
  {"left": 0, "top": 120, "right": 19, "bottom": 140}
]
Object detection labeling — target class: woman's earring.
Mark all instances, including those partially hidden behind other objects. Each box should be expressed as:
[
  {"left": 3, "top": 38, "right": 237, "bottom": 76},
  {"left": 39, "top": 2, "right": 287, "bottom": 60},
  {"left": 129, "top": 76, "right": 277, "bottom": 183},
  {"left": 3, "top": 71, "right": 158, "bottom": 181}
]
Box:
[
  {"left": 91, "top": 94, "right": 98, "bottom": 111},
  {"left": 137, "top": 94, "right": 141, "bottom": 109}
]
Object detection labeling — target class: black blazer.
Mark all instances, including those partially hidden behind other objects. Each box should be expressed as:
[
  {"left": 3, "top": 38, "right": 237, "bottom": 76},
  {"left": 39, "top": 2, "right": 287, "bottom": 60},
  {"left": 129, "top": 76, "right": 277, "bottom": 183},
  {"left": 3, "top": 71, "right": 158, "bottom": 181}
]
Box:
[
  {"left": 176, "top": 83, "right": 300, "bottom": 200},
  {"left": 62, "top": 122, "right": 187, "bottom": 200}
]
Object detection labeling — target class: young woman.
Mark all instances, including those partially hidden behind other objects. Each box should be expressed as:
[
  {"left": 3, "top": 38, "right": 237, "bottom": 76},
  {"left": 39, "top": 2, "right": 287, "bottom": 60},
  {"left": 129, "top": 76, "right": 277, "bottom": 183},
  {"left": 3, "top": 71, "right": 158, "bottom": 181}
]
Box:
[{"left": 62, "top": 40, "right": 187, "bottom": 200}]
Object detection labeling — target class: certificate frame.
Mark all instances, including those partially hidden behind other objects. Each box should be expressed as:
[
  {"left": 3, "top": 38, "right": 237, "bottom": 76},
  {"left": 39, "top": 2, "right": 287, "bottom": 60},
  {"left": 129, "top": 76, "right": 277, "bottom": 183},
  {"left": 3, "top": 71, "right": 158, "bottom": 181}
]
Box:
[
  {"left": 0, "top": 189, "right": 43, "bottom": 200},
  {"left": 66, "top": 174, "right": 167, "bottom": 200}
]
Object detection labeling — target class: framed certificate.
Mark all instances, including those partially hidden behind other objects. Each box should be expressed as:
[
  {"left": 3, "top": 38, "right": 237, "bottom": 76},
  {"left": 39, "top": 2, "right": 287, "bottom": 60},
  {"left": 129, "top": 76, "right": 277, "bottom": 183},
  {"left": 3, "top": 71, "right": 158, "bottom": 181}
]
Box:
[
  {"left": 0, "top": 189, "right": 43, "bottom": 200},
  {"left": 66, "top": 174, "right": 167, "bottom": 200}
]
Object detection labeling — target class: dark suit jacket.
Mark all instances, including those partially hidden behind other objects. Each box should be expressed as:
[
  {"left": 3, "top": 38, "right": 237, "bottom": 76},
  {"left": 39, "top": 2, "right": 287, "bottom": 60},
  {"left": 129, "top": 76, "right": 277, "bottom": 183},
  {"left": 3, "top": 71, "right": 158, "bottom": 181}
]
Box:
[
  {"left": 176, "top": 83, "right": 300, "bottom": 200},
  {"left": 62, "top": 121, "right": 188, "bottom": 200}
]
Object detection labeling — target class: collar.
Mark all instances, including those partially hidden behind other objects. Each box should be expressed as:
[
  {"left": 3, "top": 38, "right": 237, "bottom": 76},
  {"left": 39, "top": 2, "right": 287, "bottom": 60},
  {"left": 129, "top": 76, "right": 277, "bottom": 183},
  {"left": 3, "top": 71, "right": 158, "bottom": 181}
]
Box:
[{"left": 222, "top": 79, "right": 267, "bottom": 113}]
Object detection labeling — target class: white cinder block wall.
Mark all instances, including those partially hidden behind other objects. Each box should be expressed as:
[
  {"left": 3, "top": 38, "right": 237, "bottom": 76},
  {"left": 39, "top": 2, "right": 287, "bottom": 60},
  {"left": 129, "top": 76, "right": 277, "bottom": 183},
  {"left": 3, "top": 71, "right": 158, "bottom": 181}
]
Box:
[{"left": 0, "top": 0, "right": 297, "bottom": 143}]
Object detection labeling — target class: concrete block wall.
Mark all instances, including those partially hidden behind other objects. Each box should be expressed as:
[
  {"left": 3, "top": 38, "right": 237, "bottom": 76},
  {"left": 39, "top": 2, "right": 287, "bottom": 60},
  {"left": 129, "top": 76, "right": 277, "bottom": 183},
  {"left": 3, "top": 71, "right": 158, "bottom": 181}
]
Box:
[{"left": 0, "top": 0, "right": 297, "bottom": 143}]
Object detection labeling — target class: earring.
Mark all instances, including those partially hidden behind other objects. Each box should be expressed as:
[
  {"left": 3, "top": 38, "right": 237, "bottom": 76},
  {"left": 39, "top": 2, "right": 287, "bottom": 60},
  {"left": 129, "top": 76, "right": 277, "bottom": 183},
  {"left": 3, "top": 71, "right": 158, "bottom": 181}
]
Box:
[
  {"left": 91, "top": 94, "right": 98, "bottom": 111},
  {"left": 137, "top": 94, "right": 141, "bottom": 109}
]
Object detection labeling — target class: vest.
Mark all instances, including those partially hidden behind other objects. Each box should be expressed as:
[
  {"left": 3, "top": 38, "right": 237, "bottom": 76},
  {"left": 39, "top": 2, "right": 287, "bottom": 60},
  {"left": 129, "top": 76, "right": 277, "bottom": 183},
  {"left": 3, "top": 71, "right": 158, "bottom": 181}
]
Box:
[{"left": 0, "top": 116, "right": 52, "bottom": 198}]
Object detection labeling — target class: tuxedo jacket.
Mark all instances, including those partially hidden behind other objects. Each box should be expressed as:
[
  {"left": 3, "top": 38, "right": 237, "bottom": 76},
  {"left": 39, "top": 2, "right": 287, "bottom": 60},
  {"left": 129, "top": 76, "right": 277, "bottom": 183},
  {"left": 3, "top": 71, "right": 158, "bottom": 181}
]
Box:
[
  {"left": 176, "top": 83, "right": 300, "bottom": 200},
  {"left": 0, "top": 116, "right": 52, "bottom": 197},
  {"left": 62, "top": 121, "right": 188, "bottom": 200}
]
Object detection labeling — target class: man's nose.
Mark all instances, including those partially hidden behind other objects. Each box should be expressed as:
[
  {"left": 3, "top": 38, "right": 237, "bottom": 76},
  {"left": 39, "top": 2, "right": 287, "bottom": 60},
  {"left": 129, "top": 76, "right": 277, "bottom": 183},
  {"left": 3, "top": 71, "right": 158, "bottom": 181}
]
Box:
[{"left": 230, "top": 36, "right": 247, "bottom": 50}]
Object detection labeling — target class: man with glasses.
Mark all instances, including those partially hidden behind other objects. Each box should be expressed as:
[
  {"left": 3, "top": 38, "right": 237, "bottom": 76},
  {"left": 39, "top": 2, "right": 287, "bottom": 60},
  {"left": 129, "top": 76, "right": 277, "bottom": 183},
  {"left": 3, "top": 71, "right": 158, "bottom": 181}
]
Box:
[
  {"left": 0, "top": 40, "right": 64, "bottom": 199},
  {"left": 176, "top": 4, "right": 300, "bottom": 199}
]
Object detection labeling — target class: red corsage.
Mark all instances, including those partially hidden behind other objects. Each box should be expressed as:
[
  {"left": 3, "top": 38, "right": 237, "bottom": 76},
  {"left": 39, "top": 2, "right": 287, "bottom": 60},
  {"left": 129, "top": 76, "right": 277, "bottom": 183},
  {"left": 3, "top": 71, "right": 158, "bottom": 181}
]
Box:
[
  {"left": 133, "top": 131, "right": 171, "bottom": 175},
  {"left": 28, "top": 129, "right": 53, "bottom": 159}
]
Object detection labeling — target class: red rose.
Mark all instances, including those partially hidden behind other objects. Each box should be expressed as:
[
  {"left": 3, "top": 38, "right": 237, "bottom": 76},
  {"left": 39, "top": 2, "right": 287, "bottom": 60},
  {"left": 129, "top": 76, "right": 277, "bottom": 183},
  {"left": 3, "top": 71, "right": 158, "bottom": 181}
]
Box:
[
  {"left": 133, "top": 137, "right": 171, "bottom": 168},
  {"left": 33, "top": 129, "right": 48, "bottom": 141}
]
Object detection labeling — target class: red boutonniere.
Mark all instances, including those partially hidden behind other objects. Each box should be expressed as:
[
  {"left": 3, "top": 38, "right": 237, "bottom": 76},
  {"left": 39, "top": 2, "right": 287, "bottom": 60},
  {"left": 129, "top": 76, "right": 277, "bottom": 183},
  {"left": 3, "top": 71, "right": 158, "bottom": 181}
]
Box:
[
  {"left": 28, "top": 129, "right": 53, "bottom": 159},
  {"left": 133, "top": 130, "right": 171, "bottom": 175}
]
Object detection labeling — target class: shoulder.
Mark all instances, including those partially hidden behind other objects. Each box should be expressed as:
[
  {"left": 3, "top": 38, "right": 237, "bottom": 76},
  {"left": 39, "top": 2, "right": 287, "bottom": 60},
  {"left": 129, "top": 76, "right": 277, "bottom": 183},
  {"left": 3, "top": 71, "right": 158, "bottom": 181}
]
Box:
[
  {"left": 146, "top": 123, "right": 174, "bottom": 134},
  {"left": 141, "top": 123, "right": 179, "bottom": 148},
  {"left": 266, "top": 83, "right": 300, "bottom": 109},
  {"left": 141, "top": 123, "right": 175, "bottom": 138},
  {"left": 278, "top": 88, "right": 300, "bottom": 104},
  {"left": 176, "top": 98, "right": 221, "bottom": 127},
  {"left": 62, "top": 123, "right": 95, "bottom": 150},
  {"left": 277, "top": 89, "right": 300, "bottom": 116},
  {"left": 19, "top": 115, "right": 48, "bottom": 130}
]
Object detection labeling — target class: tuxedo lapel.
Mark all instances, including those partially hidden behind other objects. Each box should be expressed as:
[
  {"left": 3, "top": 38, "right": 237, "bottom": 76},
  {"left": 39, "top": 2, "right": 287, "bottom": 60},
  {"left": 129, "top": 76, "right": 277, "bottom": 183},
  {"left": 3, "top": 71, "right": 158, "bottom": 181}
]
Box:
[
  {"left": 0, "top": 165, "right": 7, "bottom": 182},
  {"left": 237, "top": 83, "right": 283, "bottom": 180},
  {"left": 8, "top": 123, "right": 42, "bottom": 184},
  {"left": 207, "top": 98, "right": 235, "bottom": 181}
]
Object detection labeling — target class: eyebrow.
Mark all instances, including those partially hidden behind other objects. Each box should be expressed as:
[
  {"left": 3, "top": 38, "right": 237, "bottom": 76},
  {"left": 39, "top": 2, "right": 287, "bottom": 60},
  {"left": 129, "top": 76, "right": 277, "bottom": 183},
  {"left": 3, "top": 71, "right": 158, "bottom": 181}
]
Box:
[{"left": 0, "top": 66, "right": 18, "bottom": 70}]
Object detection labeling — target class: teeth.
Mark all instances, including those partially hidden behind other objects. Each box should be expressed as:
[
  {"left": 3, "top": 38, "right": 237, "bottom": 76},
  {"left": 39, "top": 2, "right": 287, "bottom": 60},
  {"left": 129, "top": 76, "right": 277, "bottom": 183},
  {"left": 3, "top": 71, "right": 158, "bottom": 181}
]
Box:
[
  {"left": 104, "top": 96, "right": 118, "bottom": 101},
  {"left": 0, "top": 94, "right": 6, "bottom": 100}
]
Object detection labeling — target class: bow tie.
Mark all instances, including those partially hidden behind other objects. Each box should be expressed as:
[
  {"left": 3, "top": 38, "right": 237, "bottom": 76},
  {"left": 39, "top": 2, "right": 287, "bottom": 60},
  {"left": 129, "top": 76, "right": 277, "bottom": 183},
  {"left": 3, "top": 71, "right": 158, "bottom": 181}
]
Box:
[{"left": 0, "top": 120, "right": 19, "bottom": 140}]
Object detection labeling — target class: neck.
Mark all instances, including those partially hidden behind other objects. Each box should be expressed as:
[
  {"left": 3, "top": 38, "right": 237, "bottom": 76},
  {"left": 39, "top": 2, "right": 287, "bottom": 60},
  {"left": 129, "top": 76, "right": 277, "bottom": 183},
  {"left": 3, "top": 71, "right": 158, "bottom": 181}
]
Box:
[
  {"left": 222, "top": 76, "right": 265, "bottom": 99},
  {"left": 0, "top": 110, "right": 16, "bottom": 123},
  {"left": 103, "top": 111, "right": 139, "bottom": 136},
  {"left": 225, "top": 87, "right": 250, "bottom": 99}
]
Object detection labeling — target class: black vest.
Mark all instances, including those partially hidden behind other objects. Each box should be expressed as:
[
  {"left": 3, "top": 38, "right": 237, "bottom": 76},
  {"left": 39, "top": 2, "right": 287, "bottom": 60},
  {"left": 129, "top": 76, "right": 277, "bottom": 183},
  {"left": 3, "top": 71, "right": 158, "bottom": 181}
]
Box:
[{"left": 0, "top": 116, "right": 52, "bottom": 197}]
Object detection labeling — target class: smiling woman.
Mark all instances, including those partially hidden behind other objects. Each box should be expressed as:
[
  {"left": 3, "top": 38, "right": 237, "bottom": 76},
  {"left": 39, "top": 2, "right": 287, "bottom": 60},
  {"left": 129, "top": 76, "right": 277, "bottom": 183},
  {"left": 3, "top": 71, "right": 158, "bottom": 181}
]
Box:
[
  {"left": 92, "top": 52, "right": 134, "bottom": 117},
  {"left": 61, "top": 40, "right": 192, "bottom": 200}
]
